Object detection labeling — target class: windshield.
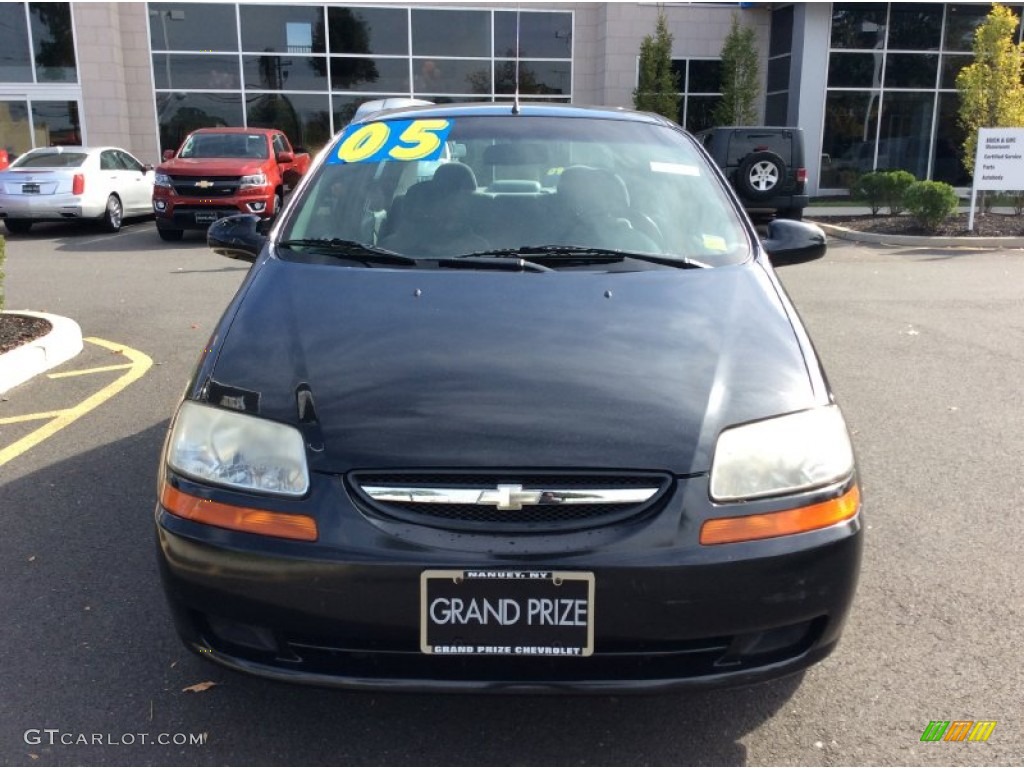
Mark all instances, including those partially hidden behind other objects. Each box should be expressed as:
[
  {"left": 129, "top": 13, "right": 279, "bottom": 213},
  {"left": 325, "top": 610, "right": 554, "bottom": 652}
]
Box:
[
  {"left": 178, "top": 133, "right": 269, "bottom": 159},
  {"left": 13, "top": 152, "right": 88, "bottom": 168},
  {"left": 283, "top": 114, "right": 749, "bottom": 266}
]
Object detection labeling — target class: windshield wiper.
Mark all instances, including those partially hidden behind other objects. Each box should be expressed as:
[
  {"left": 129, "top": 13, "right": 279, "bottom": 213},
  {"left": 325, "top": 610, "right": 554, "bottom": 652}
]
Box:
[
  {"left": 276, "top": 238, "right": 419, "bottom": 266},
  {"left": 437, "top": 255, "right": 553, "bottom": 273},
  {"left": 452, "top": 245, "right": 710, "bottom": 270}
]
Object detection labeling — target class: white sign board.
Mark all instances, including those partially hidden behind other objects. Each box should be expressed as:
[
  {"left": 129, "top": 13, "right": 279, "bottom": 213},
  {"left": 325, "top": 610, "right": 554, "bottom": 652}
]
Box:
[{"left": 969, "top": 128, "right": 1024, "bottom": 230}]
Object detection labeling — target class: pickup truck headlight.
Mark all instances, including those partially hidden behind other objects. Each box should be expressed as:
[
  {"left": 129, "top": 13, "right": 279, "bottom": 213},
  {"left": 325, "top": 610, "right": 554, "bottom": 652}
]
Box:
[
  {"left": 239, "top": 171, "right": 268, "bottom": 189},
  {"left": 710, "top": 406, "right": 854, "bottom": 502},
  {"left": 154, "top": 172, "right": 172, "bottom": 188},
  {"left": 166, "top": 401, "right": 309, "bottom": 497}
]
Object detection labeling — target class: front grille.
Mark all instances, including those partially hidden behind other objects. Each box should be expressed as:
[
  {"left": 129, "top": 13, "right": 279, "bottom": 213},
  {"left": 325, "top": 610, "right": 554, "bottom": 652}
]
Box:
[
  {"left": 171, "top": 175, "right": 240, "bottom": 197},
  {"left": 348, "top": 471, "right": 672, "bottom": 532}
]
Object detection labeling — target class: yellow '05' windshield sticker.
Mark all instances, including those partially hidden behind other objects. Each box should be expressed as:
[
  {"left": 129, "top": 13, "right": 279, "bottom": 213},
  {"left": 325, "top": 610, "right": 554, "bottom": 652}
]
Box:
[
  {"left": 327, "top": 119, "right": 453, "bottom": 165},
  {"left": 702, "top": 234, "right": 727, "bottom": 251}
]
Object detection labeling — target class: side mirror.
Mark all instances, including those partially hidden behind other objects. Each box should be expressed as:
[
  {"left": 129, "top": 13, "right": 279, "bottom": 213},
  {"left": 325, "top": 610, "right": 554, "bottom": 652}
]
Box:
[
  {"left": 208, "top": 214, "right": 267, "bottom": 263},
  {"left": 276, "top": 151, "right": 295, "bottom": 163},
  {"left": 143, "top": 163, "right": 154, "bottom": 173},
  {"left": 162, "top": 149, "right": 175, "bottom": 161},
  {"left": 762, "top": 219, "right": 827, "bottom": 266}
]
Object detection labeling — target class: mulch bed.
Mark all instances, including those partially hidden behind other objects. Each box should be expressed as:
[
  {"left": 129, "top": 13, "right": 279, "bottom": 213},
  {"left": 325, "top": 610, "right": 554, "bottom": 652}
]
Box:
[
  {"left": 817, "top": 212, "right": 1024, "bottom": 238},
  {"left": 0, "top": 313, "right": 51, "bottom": 354}
]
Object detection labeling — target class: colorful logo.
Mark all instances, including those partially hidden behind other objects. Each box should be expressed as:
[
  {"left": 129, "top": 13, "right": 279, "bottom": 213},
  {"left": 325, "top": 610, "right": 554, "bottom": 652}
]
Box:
[
  {"left": 920, "top": 720, "right": 996, "bottom": 742},
  {"left": 327, "top": 119, "right": 453, "bottom": 165}
]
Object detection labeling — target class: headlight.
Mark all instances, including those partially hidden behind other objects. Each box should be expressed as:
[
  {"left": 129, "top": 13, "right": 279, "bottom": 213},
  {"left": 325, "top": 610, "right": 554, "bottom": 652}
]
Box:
[
  {"left": 166, "top": 401, "right": 309, "bottom": 497},
  {"left": 154, "top": 172, "right": 172, "bottom": 188},
  {"left": 239, "top": 171, "right": 268, "bottom": 188},
  {"left": 710, "top": 406, "right": 854, "bottom": 502}
]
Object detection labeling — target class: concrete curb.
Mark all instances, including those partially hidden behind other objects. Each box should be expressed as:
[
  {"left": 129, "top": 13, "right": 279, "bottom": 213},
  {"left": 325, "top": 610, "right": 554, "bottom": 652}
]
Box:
[
  {"left": 809, "top": 219, "right": 1024, "bottom": 249},
  {"left": 0, "top": 311, "right": 84, "bottom": 395}
]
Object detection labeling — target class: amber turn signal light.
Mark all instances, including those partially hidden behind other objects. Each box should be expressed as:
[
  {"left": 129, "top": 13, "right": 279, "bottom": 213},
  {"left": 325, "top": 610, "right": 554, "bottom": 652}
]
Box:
[
  {"left": 700, "top": 484, "right": 860, "bottom": 545},
  {"left": 160, "top": 483, "right": 318, "bottom": 542}
]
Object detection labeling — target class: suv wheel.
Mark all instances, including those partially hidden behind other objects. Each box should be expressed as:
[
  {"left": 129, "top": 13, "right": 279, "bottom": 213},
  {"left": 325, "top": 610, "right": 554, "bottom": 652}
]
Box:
[{"left": 737, "top": 151, "right": 786, "bottom": 200}]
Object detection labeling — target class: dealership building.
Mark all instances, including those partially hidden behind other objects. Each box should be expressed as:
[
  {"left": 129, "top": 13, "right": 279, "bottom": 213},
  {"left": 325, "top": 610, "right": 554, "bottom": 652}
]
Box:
[{"left": 0, "top": 1, "right": 1008, "bottom": 193}]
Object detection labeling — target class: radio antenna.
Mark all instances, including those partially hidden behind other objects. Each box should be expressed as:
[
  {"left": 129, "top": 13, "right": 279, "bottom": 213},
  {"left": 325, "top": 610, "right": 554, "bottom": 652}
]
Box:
[{"left": 512, "top": 7, "right": 521, "bottom": 114}]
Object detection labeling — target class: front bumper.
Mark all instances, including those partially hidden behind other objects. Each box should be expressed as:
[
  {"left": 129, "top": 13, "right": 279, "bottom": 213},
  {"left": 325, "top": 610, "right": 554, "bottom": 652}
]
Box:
[
  {"left": 156, "top": 472, "right": 863, "bottom": 693},
  {"left": 153, "top": 190, "right": 272, "bottom": 230}
]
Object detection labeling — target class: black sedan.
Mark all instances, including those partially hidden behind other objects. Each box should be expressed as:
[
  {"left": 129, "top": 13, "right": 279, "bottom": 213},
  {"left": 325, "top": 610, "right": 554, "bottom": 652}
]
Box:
[{"left": 155, "top": 102, "right": 862, "bottom": 693}]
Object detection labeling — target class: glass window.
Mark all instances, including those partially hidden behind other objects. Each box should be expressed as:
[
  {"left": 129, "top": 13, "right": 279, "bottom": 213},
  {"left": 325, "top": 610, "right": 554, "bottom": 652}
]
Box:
[
  {"left": 821, "top": 91, "right": 880, "bottom": 186},
  {"left": 688, "top": 60, "right": 722, "bottom": 93},
  {"left": 156, "top": 92, "right": 244, "bottom": 154},
  {"left": 413, "top": 59, "right": 491, "bottom": 96},
  {"left": 13, "top": 149, "right": 86, "bottom": 167},
  {"left": 940, "top": 54, "right": 972, "bottom": 89},
  {"left": 152, "top": 54, "right": 240, "bottom": 90},
  {"left": 877, "top": 91, "right": 934, "bottom": 177},
  {"left": 0, "top": 101, "right": 32, "bottom": 156},
  {"left": 0, "top": 2, "right": 33, "bottom": 81},
  {"left": 770, "top": 6, "right": 794, "bottom": 57},
  {"left": 828, "top": 52, "right": 882, "bottom": 88},
  {"left": 494, "top": 60, "right": 571, "bottom": 95},
  {"left": 30, "top": 2, "right": 76, "bottom": 82},
  {"left": 328, "top": 7, "right": 407, "bottom": 56},
  {"left": 240, "top": 5, "right": 325, "bottom": 54},
  {"left": 884, "top": 53, "right": 938, "bottom": 88},
  {"left": 148, "top": 3, "right": 238, "bottom": 52},
  {"left": 765, "top": 92, "right": 789, "bottom": 126},
  {"left": 244, "top": 55, "right": 327, "bottom": 91},
  {"left": 944, "top": 4, "right": 995, "bottom": 52},
  {"left": 887, "top": 3, "right": 943, "bottom": 50},
  {"left": 932, "top": 92, "right": 968, "bottom": 185},
  {"left": 100, "top": 149, "right": 121, "bottom": 170},
  {"left": 116, "top": 150, "right": 145, "bottom": 172},
  {"left": 767, "top": 56, "right": 790, "bottom": 93},
  {"left": 494, "top": 11, "right": 572, "bottom": 59},
  {"left": 412, "top": 9, "right": 489, "bottom": 58},
  {"left": 683, "top": 96, "right": 721, "bottom": 133},
  {"left": 333, "top": 93, "right": 404, "bottom": 129},
  {"left": 330, "top": 57, "right": 409, "bottom": 93},
  {"left": 830, "top": 3, "right": 888, "bottom": 49},
  {"left": 30, "top": 100, "right": 80, "bottom": 145},
  {"left": 246, "top": 93, "right": 331, "bottom": 155}
]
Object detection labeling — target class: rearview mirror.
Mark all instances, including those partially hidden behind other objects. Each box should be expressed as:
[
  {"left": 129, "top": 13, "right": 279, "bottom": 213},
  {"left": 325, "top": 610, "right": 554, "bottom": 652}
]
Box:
[
  {"left": 208, "top": 214, "right": 267, "bottom": 263},
  {"left": 761, "top": 219, "right": 827, "bottom": 266}
]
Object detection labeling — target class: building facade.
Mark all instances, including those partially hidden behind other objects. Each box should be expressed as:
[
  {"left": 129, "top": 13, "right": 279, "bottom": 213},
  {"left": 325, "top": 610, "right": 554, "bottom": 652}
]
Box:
[{"left": 0, "top": 2, "right": 1013, "bottom": 194}]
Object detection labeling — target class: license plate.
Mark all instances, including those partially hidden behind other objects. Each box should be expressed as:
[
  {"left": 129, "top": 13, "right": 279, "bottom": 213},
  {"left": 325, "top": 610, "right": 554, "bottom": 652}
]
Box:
[
  {"left": 194, "top": 212, "right": 219, "bottom": 223},
  {"left": 421, "top": 570, "right": 594, "bottom": 656},
  {"left": 22, "top": 183, "right": 40, "bottom": 194}
]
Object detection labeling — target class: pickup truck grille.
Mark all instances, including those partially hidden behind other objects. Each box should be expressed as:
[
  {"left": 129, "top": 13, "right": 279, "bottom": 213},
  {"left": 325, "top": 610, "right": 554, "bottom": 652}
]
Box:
[{"left": 170, "top": 176, "right": 240, "bottom": 198}]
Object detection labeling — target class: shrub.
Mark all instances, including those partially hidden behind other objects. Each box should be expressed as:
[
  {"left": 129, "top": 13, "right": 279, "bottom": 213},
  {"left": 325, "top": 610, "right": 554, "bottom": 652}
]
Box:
[
  {"left": 854, "top": 171, "right": 887, "bottom": 215},
  {"left": 879, "top": 170, "right": 916, "bottom": 215},
  {"left": 904, "top": 181, "right": 959, "bottom": 231}
]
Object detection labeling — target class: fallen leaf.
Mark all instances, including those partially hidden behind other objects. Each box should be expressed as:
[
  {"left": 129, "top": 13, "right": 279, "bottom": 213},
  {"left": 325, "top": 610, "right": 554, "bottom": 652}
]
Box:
[{"left": 183, "top": 681, "right": 217, "bottom": 693}]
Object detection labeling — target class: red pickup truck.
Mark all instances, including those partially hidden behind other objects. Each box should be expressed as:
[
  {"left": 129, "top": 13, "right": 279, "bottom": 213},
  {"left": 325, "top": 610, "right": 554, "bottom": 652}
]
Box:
[{"left": 153, "top": 127, "right": 310, "bottom": 241}]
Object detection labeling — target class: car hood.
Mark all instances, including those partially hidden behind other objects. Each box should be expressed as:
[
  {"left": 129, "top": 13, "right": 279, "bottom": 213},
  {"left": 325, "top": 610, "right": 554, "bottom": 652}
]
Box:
[
  {"left": 205, "top": 259, "right": 819, "bottom": 475},
  {"left": 158, "top": 158, "right": 265, "bottom": 176}
]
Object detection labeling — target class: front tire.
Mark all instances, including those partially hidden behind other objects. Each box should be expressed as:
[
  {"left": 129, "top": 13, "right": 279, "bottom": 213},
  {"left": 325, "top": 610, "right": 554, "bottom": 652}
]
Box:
[
  {"left": 101, "top": 194, "right": 123, "bottom": 232},
  {"left": 4, "top": 219, "right": 32, "bottom": 234},
  {"left": 157, "top": 225, "right": 183, "bottom": 242}
]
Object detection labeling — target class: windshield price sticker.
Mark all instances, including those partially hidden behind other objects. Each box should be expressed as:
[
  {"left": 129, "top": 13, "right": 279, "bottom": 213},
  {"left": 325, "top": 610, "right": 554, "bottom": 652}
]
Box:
[
  {"left": 327, "top": 119, "right": 453, "bottom": 165},
  {"left": 421, "top": 570, "right": 595, "bottom": 656}
]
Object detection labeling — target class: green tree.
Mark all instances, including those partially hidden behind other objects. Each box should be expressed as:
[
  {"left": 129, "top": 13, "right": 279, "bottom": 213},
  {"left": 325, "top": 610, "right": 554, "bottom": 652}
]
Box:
[
  {"left": 955, "top": 4, "right": 1024, "bottom": 175},
  {"left": 632, "top": 13, "right": 680, "bottom": 120},
  {"left": 713, "top": 14, "right": 760, "bottom": 126}
]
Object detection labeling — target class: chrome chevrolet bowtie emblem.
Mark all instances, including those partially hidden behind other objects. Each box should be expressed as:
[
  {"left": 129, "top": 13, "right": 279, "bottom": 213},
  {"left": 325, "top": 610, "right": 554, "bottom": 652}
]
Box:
[
  {"left": 194, "top": 180, "right": 214, "bottom": 188},
  {"left": 479, "top": 484, "right": 543, "bottom": 511}
]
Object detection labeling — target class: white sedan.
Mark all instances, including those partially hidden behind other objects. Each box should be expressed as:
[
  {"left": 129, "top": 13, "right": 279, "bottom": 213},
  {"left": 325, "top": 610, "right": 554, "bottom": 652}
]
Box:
[{"left": 0, "top": 146, "right": 155, "bottom": 235}]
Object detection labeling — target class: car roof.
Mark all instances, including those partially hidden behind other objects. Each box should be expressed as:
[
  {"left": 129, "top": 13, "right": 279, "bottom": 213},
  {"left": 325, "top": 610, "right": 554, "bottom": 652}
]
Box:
[{"left": 350, "top": 101, "right": 671, "bottom": 127}]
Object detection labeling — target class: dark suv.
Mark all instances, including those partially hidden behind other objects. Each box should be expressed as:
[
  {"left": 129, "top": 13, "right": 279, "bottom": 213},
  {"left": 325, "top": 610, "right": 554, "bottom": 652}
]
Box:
[{"left": 696, "top": 127, "right": 808, "bottom": 220}]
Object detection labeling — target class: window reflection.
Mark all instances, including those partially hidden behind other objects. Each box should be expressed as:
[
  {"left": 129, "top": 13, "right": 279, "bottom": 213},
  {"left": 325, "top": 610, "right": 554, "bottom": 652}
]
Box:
[
  {"left": 30, "top": 100, "right": 80, "bottom": 145},
  {"left": 149, "top": 3, "right": 238, "bottom": 52},
  {"left": 821, "top": 91, "right": 880, "bottom": 187},
  {"left": 494, "top": 11, "right": 572, "bottom": 59},
  {"left": 30, "top": 2, "right": 76, "bottom": 82},
  {"left": 887, "top": 3, "right": 942, "bottom": 51},
  {"left": 414, "top": 59, "right": 490, "bottom": 95},
  {"left": 412, "top": 9, "right": 489, "bottom": 57},
  {"left": 153, "top": 54, "right": 240, "bottom": 90},
  {"left": 156, "top": 92, "right": 244, "bottom": 153},
  {"left": 328, "top": 7, "right": 407, "bottom": 56},
  {"left": 0, "top": 101, "right": 32, "bottom": 156},
  {"left": 246, "top": 93, "right": 330, "bottom": 155},
  {"left": 330, "top": 57, "right": 409, "bottom": 93},
  {"left": 932, "top": 92, "right": 968, "bottom": 185},
  {"left": 240, "top": 5, "right": 325, "bottom": 54},
  {"left": 877, "top": 91, "right": 934, "bottom": 177},
  {"left": 494, "top": 60, "right": 570, "bottom": 95},
  {"left": 244, "top": 55, "right": 328, "bottom": 91},
  {"left": 883, "top": 53, "right": 938, "bottom": 89},
  {"left": 830, "top": 3, "right": 888, "bottom": 49},
  {"left": 0, "top": 2, "right": 33, "bottom": 81}
]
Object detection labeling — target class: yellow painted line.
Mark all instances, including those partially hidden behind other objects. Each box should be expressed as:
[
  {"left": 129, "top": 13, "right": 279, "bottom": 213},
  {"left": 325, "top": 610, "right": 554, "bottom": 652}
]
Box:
[
  {"left": 48, "top": 363, "right": 134, "bottom": 379},
  {"left": 0, "top": 410, "right": 68, "bottom": 425},
  {"left": 0, "top": 337, "right": 152, "bottom": 468}
]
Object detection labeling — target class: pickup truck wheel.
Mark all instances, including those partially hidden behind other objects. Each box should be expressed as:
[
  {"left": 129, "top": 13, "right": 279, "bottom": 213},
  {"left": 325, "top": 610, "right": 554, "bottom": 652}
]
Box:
[
  {"left": 157, "top": 226, "right": 183, "bottom": 242},
  {"left": 4, "top": 219, "right": 32, "bottom": 234},
  {"left": 101, "top": 194, "right": 123, "bottom": 232}
]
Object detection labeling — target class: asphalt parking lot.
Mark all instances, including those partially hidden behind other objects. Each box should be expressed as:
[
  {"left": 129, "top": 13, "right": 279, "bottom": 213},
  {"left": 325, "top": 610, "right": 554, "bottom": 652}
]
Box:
[{"left": 0, "top": 220, "right": 1022, "bottom": 766}]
